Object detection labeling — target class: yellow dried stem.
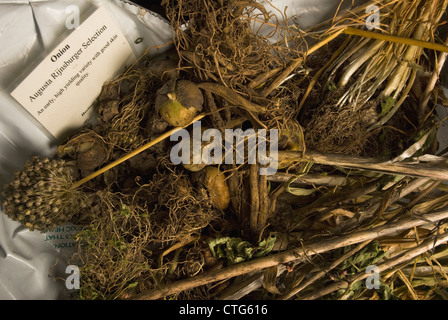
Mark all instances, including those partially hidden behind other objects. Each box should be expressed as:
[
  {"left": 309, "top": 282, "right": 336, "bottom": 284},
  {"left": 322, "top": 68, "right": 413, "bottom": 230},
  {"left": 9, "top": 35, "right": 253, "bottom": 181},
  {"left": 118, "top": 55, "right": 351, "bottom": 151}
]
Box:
[
  {"left": 343, "top": 27, "right": 448, "bottom": 53},
  {"left": 70, "top": 114, "right": 206, "bottom": 190}
]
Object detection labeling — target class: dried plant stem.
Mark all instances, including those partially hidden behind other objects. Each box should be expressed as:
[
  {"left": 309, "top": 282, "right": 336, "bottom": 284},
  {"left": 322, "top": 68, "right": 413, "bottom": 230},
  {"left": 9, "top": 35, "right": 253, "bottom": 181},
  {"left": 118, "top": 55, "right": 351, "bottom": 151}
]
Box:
[
  {"left": 249, "top": 164, "right": 260, "bottom": 234},
  {"left": 343, "top": 27, "right": 448, "bottom": 54},
  {"left": 338, "top": 39, "right": 384, "bottom": 88},
  {"left": 198, "top": 83, "right": 266, "bottom": 113},
  {"left": 300, "top": 232, "right": 448, "bottom": 300},
  {"left": 298, "top": 35, "right": 351, "bottom": 113},
  {"left": 330, "top": 177, "right": 430, "bottom": 235},
  {"left": 380, "top": 9, "right": 430, "bottom": 98},
  {"left": 295, "top": 179, "right": 382, "bottom": 218},
  {"left": 278, "top": 151, "right": 448, "bottom": 181},
  {"left": 70, "top": 114, "right": 206, "bottom": 190},
  {"left": 279, "top": 241, "right": 371, "bottom": 300},
  {"left": 218, "top": 268, "right": 282, "bottom": 300},
  {"left": 131, "top": 207, "right": 448, "bottom": 300},
  {"left": 258, "top": 174, "right": 269, "bottom": 237},
  {"left": 260, "top": 28, "right": 346, "bottom": 98},
  {"left": 419, "top": 34, "right": 448, "bottom": 121},
  {"left": 367, "top": 68, "right": 417, "bottom": 132},
  {"left": 248, "top": 67, "right": 282, "bottom": 89},
  {"left": 267, "top": 172, "right": 355, "bottom": 187},
  {"left": 405, "top": 180, "right": 442, "bottom": 210}
]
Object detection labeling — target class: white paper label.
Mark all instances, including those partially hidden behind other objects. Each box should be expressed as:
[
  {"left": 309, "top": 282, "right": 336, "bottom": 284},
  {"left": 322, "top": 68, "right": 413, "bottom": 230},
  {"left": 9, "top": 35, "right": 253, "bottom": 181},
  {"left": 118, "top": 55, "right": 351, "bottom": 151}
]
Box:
[{"left": 11, "top": 7, "right": 135, "bottom": 138}]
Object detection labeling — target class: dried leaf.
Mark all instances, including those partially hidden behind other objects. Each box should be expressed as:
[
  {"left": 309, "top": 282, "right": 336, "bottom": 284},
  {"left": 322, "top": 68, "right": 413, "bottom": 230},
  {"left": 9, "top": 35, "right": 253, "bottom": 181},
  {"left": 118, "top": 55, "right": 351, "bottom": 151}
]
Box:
[
  {"left": 284, "top": 162, "right": 316, "bottom": 196},
  {"left": 207, "top": 236, "right": 276, "bottom": 264},
  {"left": 391, "top": 129, "right": 435, "bottom": 163},
  {"left": 379, "top": 96, "right": 396, "bottom": 118},
  {"left": 338, "top": 241, "right": 387, "bottom": 275},
  {"left": 285, "top": 185, "right": 316, "bottom": 196},
  {"left": 263, "top": 266, "right": 281, "bottom": 295},
  {"left": 254, "top": 236, "right": 276, "bottom": 258},
  {"left": 412, "top": 194, "right": 448, "bottom": 215}
]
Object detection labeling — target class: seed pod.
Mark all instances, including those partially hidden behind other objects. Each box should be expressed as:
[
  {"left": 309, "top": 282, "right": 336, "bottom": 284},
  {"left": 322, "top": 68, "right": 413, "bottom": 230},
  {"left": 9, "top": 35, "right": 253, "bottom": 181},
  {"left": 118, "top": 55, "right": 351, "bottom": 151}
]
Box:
[
  {"left": 155, "top": 79, "right": 203, "bottom": 127},
  {"left": 1, "top": 156, "right": 84, "bottom": 232},
  {"left": 203, "top": 167, "right": 230, "bottom": 210}
]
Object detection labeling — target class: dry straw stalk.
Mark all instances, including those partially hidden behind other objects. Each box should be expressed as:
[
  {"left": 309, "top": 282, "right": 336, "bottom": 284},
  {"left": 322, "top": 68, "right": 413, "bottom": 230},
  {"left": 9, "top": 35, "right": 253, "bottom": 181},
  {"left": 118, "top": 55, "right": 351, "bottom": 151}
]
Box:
[{"left": 132, "top": 207, "right": 448, "bottom": 300}]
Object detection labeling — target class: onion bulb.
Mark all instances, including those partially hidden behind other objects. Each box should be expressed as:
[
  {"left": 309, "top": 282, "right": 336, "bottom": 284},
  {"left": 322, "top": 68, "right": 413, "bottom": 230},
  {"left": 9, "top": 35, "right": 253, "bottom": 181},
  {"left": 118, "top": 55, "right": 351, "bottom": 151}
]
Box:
[
  {"left": 203, "top": 167, "right": 230, "bottom": 210},
  {"left": 155, "top": 79, "right": 203, "bottom": 127}
]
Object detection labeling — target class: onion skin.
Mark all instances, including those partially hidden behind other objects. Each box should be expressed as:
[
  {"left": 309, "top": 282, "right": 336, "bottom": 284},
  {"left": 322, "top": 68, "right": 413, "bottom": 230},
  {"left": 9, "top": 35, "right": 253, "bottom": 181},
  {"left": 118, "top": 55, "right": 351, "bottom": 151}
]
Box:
[
  {"left": 184, "top": 162, "right": 207, "bottom": 172},
  {"left": 159, "top": 99, "right": 198, "bottom": 127},
  {"left": 155, "top": 79, "right": 203, "bottom": 127},
  {"left": 183, "top": 127, "right": 213, "bottom": 172},
  {"left": 204, "top": 167, "right": 230, "bottom": 210}
]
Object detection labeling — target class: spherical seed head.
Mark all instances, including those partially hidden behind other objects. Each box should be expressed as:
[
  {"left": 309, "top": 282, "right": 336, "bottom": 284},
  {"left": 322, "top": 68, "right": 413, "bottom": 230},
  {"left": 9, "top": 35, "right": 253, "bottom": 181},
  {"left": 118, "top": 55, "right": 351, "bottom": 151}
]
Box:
[{"left": 2, "top": 156, "right": 85, "bottom": 232}]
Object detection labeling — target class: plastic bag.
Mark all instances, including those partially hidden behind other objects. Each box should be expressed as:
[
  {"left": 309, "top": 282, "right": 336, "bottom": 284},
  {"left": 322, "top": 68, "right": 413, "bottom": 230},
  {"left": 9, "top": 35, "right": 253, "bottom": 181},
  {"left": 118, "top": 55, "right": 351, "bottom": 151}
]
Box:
[{"left": 0, "top": 0, "right": 172, "bottom": 299}]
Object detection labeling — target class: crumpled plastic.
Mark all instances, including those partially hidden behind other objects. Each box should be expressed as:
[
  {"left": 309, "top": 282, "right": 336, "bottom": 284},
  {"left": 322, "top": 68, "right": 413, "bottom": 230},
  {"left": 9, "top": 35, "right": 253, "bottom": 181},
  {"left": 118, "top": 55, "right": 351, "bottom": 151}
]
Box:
[{"left": 0, "top": 0, "right": 172, "bottom": 299}]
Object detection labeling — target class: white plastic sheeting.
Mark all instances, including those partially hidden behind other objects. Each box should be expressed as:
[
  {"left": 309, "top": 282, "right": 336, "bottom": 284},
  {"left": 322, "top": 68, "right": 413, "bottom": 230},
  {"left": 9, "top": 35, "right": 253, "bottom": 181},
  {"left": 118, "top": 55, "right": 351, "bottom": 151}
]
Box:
[{"left": 0, "top": 0, "right": 172, "bottom": 299}]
